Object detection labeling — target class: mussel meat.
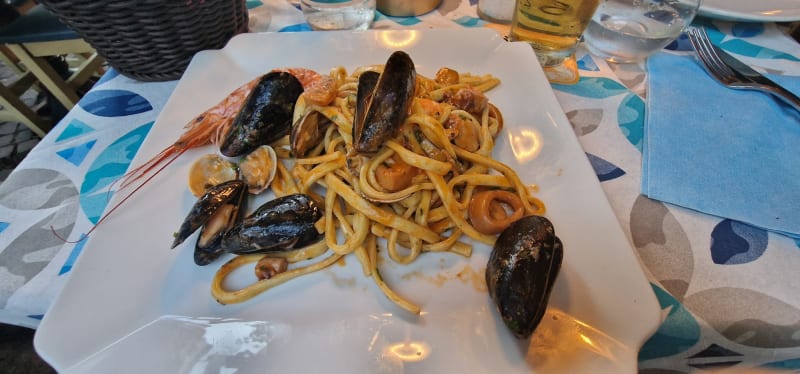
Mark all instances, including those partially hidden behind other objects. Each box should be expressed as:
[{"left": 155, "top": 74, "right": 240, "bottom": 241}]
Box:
[
  {"left": 485, "top": 215, "right": 563, "bottom": 339},
  {"left": 222, "top": 193, "right": 323, "bottom": 254},
  {"left": 220, "top": 72, "right": 304, "bottom": 157},
  {"left": 352, "top": 51, "right": 416, "bottom": 154},
  {"left": 172, "top": 180, "right": 248, "bottom": 265}
]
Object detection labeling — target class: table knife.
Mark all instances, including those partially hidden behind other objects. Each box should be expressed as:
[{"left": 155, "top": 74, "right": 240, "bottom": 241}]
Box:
[{"left": 712, "top": 44, "right": 800, "bottom": 111}]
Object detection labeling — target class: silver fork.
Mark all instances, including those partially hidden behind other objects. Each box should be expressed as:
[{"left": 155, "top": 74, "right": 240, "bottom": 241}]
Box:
[{"left": 687, "top": 26, "right": 800, "bottom": 112}]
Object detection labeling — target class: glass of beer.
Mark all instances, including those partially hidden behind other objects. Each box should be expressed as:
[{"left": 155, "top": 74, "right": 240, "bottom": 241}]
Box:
[{"left": 510, "top": 0, "right": 600, "bottom": 67}]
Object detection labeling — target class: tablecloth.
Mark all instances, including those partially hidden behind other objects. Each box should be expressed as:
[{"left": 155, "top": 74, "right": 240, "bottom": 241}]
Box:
[{"left": 1, "top": 1, "right": 798, "bottom": 372}]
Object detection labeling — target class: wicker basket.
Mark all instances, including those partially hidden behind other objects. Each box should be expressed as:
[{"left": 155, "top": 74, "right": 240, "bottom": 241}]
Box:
[{"left": 38, "top": 0, "right": 249, "bottom": 81}]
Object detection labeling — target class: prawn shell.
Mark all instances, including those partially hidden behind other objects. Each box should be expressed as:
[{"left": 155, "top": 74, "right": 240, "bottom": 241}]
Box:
[
  {"left": 172, "top": 180, "right": 247, "bottom": 250},
  {"left": 485, "top": 215, "right": 563, "bottom": 339},
  {"left": 222, "top": 193, "right": 323, "bottom": 253},
  {"left": 353, "top": 51, "right": 416, "bottom": 154},
  {"left": 220, "top": 72, "right": 304, "bottom": 157}
]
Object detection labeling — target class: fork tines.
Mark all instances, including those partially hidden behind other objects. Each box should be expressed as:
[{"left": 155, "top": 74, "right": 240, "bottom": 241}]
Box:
[{"left": 687, "top": 27, "right": 738, "bottom": 85}]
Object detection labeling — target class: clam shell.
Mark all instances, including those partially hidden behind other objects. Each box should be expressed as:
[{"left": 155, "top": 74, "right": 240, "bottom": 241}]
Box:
[
  {"left": 187, "top": 154, "right": 238, "bottom": 197},
  {"left": 239, "top": 145, "right": 278, "bottom": 195}
]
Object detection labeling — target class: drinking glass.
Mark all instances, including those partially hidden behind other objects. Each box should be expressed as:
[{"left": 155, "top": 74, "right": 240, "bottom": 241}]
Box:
[
  {"left": 300, "top": 0, "right": 376, "bottom": 31},
  {"left": 510, "top": 0, "right": 601, "bottom": 67},
  {"left": 583, "top": 0, "right": 702, "bottom": 63}
]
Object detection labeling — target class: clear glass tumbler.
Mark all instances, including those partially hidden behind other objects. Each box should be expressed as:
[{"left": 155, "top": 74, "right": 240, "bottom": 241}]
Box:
[
  {"left": 583, "top": 0, "right": 702, "bottom": 63},
  {"left": 477, "top": 0, "right": 516, "bottom": 24},
  {"left": 300, "top": 0, "right": 376, "bottom": 31}
]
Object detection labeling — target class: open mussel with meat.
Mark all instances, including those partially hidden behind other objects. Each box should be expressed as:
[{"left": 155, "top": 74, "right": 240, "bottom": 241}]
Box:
[
  {"left": 485, "top": 215, "right": 563, "bottom": 339},
  {"left": 352, "top": 51, "right": 416, "bottom": 154},
  {"left": 172, "top": 182, "right": 323, "bottom": 265},
  {"left": 172, "top": 180, "right": 248, "bottom": 265},
  {"left": 220, "top": 71, "right": 304, "bottom": 157},
  {"left": 290, "top": 109, "right": 333, "bottom": 158}
]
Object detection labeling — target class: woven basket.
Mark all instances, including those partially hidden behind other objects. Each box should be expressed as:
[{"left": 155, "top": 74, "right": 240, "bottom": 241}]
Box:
[{"left": 38, "top": 0, "right": 249, "bottom": 81}]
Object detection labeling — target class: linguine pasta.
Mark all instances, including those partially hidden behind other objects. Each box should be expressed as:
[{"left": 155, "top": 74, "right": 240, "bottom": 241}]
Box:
[{"left": 211, "top": 64, "right": 545, "bottom": 314}]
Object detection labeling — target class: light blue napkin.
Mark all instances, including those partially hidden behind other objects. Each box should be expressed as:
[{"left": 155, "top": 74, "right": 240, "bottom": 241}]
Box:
[{"left": 643, "top": 52, "right": 800, "bottom": 238}]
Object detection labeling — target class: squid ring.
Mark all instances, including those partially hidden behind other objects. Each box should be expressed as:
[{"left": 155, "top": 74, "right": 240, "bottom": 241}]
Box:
[{"left": 468, "top": 190, "right": 525, "bottom": 235}]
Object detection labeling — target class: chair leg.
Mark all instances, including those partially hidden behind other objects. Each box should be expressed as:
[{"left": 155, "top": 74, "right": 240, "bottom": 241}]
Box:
[
  {"left": 0, "top": 83, "right": 50, "bottom": 138},
  {"left": 7, "top": 43, "right": 80, "bottom": 110},
  {"left": 66, "top": 52, "right": 104, "bottom": 89},
  {"left": 0, "top": 45, "right": 24, "bottom": 74}
]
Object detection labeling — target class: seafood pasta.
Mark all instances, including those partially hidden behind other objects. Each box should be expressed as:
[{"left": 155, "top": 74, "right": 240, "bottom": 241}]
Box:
[{"left": 171, "top": 52, "right": 546, "bottom": 314}]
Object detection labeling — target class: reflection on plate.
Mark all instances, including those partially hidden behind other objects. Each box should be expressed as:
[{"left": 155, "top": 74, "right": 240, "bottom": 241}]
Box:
[
  {"left": 35, "top": 29, "right": 659, "bottom": 373},
  {"left": 699, "top": 0, "right": 800, "bottom": 22}
]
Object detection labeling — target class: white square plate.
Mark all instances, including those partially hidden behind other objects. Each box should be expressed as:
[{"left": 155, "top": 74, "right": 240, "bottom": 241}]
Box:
[{"left": 35, "top": 29, "right": 659, "bottom": 373}]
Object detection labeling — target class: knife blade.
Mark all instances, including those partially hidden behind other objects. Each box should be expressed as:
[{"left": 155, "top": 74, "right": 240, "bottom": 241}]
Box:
[{"left": 712, "top": 44, "right": 800, "bottom": 112}]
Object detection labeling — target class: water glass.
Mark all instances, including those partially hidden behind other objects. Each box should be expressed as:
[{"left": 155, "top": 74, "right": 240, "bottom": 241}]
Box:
[
  {"left": 478, "top": 0, "right": 516, "bottom": 24},
  {"left": 583, "top": 0, "right": 702, "bottom": 63},
  {"left": 300, "top": 0, "right": 376, "bottom": 31},
  {"left": 510, "top": 0, "right": 601, "bottom": 67}
]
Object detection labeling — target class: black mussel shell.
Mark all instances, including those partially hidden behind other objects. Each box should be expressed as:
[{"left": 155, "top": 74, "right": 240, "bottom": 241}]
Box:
[
  {"left": 353, "top": 70, "right": 379, "bottom": 145},
  {"left": 193, "top": 185, "right": 247, "bottom": 266},
  {"left": 172, "top": 180, "right": 247, "bottom": 250},
  {"left": 221, "top": 193, "right": 323, "bottom": 253},
  {"left": 290, "top": 110, "right": 333, "bottom": 158},
  {"left": 224, "top": 221, "right": 322, "bottom": 254},
  {"left": 220, "top": 72, "right": 304, "bottom": 157},
  {"left": 353, "top": 51, "right": 416, "bottom": 154},
  {"left": 485, "top": 215, "right": 563, "bottom": 339}
]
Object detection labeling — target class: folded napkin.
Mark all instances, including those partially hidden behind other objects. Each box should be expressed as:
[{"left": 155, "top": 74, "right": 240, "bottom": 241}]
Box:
[{"left": 643, "top": 52, "right": 800, "bottom": 238}]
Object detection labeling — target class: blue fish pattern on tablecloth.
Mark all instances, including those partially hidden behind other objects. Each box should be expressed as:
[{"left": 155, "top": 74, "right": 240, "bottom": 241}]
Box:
[
  {"left": 639, "top": 284, "right": 700, "bottom": 361},
  {"left": 553, "top": 76, "right": 629, "bottom": 98},
  {"left": 702, "top": 25, "right": 800, "bottom": 62},
  {"left": 79, "top": 122, "right": 153, "bottom": 224},
  {"left": 577, "top": 54, "right": 599, "bottom": 71},
  {"left": 56, "top": 140, "right": 96, "bottom": 167},
  {"left": 79, "top": 90, "right": 153, "bottom": 117},
  {"left": 731, "top": 23, "right": 764, "bottom": 38},
  {"left": 388, "top": 15, "right": 423, "bottom": 26},
  {"left": 618, "top": 93, "right": 644, "bottom": 151},
  {"left": 710, "top": 220, "right": 768, "bottom": 264},
  {"left": 453, "top": 16, "right": 483, "bottom": 27},
  {"left": 58, "top": 239, "right": 88, "bottom": 276},
  {"left": 586, "top": 152, "right": 626, "bottom": 182},
  {"left": 55, "top": 119, "right": 94, "bottom": 143},
  {"left": 280, "top": 23, "right": 312, "bottom": 32}
]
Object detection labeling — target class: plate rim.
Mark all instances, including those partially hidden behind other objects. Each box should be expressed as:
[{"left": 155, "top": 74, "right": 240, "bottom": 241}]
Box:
[{"left": 699, "top": 0, "right": 800, "bottom": 22}]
